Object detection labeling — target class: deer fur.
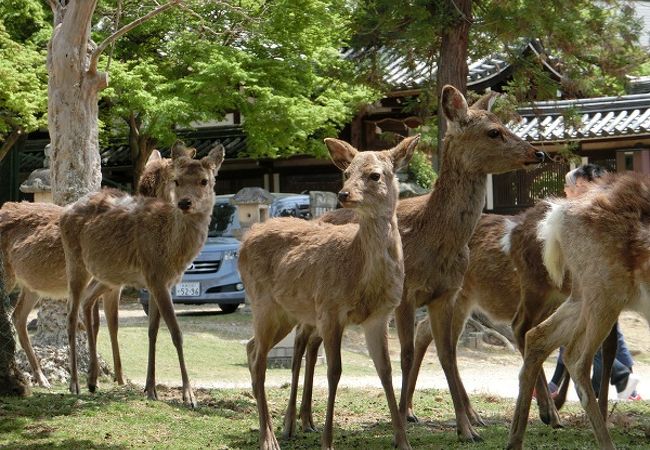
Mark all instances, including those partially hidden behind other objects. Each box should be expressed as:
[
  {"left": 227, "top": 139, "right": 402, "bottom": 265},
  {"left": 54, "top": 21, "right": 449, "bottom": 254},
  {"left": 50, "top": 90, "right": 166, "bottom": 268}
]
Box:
[
  {"left": 281, "top": 85, "right": 545, "bottom": 442},
  {"left": 507, "top": 172, "right": 650, "bottom": 450},
  {"left": 240, "top": 136, "right": 419, "bottom": 450},
  {"left": 59, "top": 143, "right": 223, "bottom": 405},
  {"left": 0, "top": 148, "right": 182, "bottom": 389}
]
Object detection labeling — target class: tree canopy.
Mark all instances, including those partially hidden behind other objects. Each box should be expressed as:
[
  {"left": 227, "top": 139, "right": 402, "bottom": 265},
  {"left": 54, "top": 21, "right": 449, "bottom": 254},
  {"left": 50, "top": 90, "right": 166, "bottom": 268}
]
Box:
[{"left": 0, "top": 0, "right": 50, "bottom": 159}]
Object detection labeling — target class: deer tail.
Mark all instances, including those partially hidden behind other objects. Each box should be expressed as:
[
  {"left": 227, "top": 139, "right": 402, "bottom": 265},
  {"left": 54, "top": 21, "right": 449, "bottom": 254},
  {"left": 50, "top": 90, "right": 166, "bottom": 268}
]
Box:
[{"left": 537, "top": 201, "right": 566, "bottom": 288}]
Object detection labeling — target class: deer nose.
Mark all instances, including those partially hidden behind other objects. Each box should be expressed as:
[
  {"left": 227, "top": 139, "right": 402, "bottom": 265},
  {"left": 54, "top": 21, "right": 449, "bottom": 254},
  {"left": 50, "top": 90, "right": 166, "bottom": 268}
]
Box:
[
  {"left": 338, "top": 191, "right": 350, "bottom": 202},
  {"left": 178, "top": 198, "right": 192, "bottom": 210},
  {"left": 534, "top": 151, "right": 546, "bottom": 162}
]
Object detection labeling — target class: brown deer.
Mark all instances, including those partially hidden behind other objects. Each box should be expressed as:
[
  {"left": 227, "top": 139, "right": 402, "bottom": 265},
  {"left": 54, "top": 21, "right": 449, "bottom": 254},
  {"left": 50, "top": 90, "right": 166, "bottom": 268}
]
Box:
[
  {"left": 241, "top": 136, "right": 419, "bottom": 450},
  {"left": 60, "top": 143, "right": 223, "bottom": 406},
  {"left": 507, "top": 171, "right": 650, "bottom": 450},
  {"left": 282, "top": 85, "right": 545, "bottom": 442},
  {"left": 0, "top": 148, "right": 181, "bottom": 389},
  {"left": 403, "top": 204, "right": 578, "bottom": 429}
]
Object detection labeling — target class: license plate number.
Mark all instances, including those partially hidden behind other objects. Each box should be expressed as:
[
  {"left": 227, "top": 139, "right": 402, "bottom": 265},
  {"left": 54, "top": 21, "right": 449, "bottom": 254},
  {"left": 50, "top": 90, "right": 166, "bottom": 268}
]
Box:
[{"left": 175, "top": 282, "right": 200, "bottom": 297}]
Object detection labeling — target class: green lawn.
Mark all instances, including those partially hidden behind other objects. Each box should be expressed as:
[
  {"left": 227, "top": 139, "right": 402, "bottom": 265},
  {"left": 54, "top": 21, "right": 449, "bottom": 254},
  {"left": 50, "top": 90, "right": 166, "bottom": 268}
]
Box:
[
  {"left": 3, "top": 384, "right": 650, "bottom": 449},
  {"left": 95, "top": 305, "right": 387, "bottom": 387}
]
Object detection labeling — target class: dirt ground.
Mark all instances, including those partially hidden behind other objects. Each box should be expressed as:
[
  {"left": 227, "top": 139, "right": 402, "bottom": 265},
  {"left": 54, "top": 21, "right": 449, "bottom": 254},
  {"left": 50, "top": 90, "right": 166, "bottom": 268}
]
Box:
[{"left": 110, "top": 301, "right": 650, "bottom": 402}]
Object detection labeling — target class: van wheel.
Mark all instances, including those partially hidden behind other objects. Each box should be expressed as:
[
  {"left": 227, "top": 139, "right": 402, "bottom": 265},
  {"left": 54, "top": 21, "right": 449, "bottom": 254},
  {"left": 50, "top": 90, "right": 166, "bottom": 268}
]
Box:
[{"left": 218, "top": 304, "right": 239, "bottom": 314}]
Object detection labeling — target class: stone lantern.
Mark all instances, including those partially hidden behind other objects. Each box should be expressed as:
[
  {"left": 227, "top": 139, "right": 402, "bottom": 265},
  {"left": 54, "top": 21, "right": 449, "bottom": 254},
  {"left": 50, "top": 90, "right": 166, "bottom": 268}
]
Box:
[
  {"left": 19, "top": 144, "right": 53, "bottom": 203},
  {"left": 230, "top": 187, "right": 274, "bottom": 239}
]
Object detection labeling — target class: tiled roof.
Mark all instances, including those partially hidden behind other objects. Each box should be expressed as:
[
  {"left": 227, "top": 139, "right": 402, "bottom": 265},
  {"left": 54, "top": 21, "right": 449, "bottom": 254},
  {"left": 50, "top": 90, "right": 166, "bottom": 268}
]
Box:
[
  {"left": 510, "top": 93, "right": 650, "bottom": 142},
  {"left": 98, "top": 126, "right": 247, "bottom": 166},
  {"left": 344, "top": 41, "right": 560, "bottom": 91}
]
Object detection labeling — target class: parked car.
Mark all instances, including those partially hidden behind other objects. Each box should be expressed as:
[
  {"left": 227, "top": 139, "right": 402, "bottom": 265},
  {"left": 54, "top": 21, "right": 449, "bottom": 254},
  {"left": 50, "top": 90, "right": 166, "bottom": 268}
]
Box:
[{"left": 139, "top": 192, "right": 319, "bottom": 314}]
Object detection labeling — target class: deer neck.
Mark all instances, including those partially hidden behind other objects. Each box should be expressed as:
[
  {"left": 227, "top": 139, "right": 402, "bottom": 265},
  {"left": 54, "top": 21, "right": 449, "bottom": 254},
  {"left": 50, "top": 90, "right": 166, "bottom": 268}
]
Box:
[
  {"left": 168, "top": 203, "right": 213, "bottom": 267},
  {"left": 425, "top": 150, "right": 487, "bottom": 246},
  {"left": 354, "top": 202, "right": 402, "bottom": 272}
]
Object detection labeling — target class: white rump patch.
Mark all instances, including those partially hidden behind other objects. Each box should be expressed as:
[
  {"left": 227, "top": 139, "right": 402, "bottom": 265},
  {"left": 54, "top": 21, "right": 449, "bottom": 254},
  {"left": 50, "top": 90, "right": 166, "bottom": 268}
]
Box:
[{"left": 537, "top": 201, "right": 566, "bottom": 288}]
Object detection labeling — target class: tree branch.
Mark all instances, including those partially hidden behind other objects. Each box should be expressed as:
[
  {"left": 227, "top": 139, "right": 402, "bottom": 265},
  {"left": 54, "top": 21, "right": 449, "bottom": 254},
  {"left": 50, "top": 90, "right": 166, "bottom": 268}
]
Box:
[
  {"left": 0, "top": 128, "right": 23, "bottom": 164},
  {"left": 88, "top": 0, "right": 182, "bottom": 74}
]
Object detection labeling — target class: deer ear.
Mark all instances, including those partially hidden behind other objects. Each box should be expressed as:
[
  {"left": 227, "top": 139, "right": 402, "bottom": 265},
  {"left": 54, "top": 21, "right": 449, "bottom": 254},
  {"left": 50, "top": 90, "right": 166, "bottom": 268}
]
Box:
[
  {"left": 202, "top": 143, "right": 225, "bottom": 174},
  {"left": 441, "top": 85, "right": 469, "bottom": 125},
  {"left": 145, "top": 149, "right": 162, "bottom": 166},
  {"left": 469, "top": 90, "right": 500, "bottom": 112},
  {"left": 390, "top": 135, "right": 420, "bottom": 171},
  {"left": 171, "top": 140, "right": 197, "bottom": 160},
  {"left": 325, "top": 138, "right": 358, "bottom": 171}
]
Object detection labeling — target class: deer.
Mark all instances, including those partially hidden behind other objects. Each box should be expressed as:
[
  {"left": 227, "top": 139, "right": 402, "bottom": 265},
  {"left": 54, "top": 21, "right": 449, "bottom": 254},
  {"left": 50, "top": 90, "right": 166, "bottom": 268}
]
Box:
[
  {"left": 240, "top": 135, "right": 419, "bottom": 450},
  {"left": 59, "top": 142, "right": 223, "bottom": 406},
  {"left": 404, "top": 193, "right": 623, "bottom": 432},
  {"left": 0, "top": 147, "right": 185, "bottom": 390},
  {"left": 507, "top": 171, "right": 650, "bottom": 450},
  {"left": 279, "top": 85, "right": 545, "bottom": 442}
]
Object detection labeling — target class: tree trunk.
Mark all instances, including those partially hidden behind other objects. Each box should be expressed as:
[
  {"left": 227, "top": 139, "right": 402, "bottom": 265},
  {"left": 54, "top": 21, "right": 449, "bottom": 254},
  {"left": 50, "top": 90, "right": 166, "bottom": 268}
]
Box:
[
  {"left": 0, "top": 252, "right": 31, "bottom": 396},
  {"left": 128, "top": 113, "right": 154, "bottom": 190},
  {"left": 436, "top": 0, "right": 472, "bottom": 168}
]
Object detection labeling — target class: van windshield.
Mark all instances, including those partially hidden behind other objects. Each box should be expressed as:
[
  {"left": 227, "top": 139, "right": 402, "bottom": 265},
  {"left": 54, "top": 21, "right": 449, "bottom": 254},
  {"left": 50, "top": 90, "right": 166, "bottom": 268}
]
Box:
[{"left": 208, "top": 201, "right": 239, "bottom": 237}]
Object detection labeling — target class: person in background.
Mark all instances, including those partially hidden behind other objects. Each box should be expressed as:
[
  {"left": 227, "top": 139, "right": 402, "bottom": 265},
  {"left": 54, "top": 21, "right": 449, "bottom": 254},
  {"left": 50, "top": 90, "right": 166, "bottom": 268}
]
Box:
[{"left": 547, "top": 164, "right": 641, "bottom": 401}]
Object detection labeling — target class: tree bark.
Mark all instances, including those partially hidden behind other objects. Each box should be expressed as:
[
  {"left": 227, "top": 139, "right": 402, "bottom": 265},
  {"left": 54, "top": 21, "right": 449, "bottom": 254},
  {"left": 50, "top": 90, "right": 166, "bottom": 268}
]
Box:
[
  {"left": 436, "top": 0, "right": 472, "bottom": 168},
  {"left": 0, "top": 252, "right": 31, "bottom": 396},
  {"left": 128, "top": 113, "right": 155, "bottom": 190}
]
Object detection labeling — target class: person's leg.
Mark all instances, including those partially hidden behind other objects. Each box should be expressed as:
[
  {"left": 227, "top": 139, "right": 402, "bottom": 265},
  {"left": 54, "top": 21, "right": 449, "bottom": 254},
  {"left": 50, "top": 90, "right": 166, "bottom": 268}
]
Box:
[
  {"left": 549, "top": 347, "right": 566, "bottom": 391},
  {"left": 614, "top": 323, "right": 634, "bottom": 370}
]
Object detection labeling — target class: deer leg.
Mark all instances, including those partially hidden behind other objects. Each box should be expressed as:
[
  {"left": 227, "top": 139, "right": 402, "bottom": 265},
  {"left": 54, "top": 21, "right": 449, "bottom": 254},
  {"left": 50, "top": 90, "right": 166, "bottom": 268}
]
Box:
[
  {"left": 151, "top": 285, "right": 195, "bottom": 408},
  {"left": 67, "top": 266, "right": 91, "bottom": 396},
  {"left": 145, "top": 297, "right": 161, "bottom": 401},
  {"left": 363, "top": 314, "right": 411, "bottom": 450},
  {"left": 449, "top": 294, "right": 484, "bottom": 427},
  {"left": 282, "top": 324, "right": 312, "bottom": 439},
  {"left": 512, "top": 296, "right": 562, "bottom": 428},
  {"left": 12, "top": 289, "right": 49, "bottom": 387},
  {"left": 102, "top": 287, "right": 124, "bottom": 385},
  {"left": 563, "top": 310, "right": 619, "bottom": 450},
  {"left": 82, "top": 279, "right": 111, "bottom": 393},
  {"left": 300, "top": 332, "right": 322, "bottom": 433},
  {"left": 597, "top": 325, "right": 617, "bottom": 421},
  {"left": 318, "top": 318, "right": 344, "bottom": 450},
  {"left": 553, "top": 366, "right": 571, "bottom": 411},
  {"left": 404, "top": 317, "right": 432, "bottom": 423},
  {"left": 507, "top": 299, "right": 580, "bottom": 450},
  {"left": 248, "top": 307, "right": 293, "bottom": 450},
  {"left": 427, "top": 292, "right": 480, "bottom": 442},
  {"left": 395, "top": 293, "right": 417, "bottom": 422}
]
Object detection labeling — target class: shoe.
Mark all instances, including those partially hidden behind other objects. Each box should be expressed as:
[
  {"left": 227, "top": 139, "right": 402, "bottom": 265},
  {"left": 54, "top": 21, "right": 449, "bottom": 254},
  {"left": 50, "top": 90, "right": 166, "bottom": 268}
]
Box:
[
  {"left": 617, "top": 374, "right": 640, "bottom": 400},
  {"left": 628, "top": 390, "right": 642, "bottom": 401}
]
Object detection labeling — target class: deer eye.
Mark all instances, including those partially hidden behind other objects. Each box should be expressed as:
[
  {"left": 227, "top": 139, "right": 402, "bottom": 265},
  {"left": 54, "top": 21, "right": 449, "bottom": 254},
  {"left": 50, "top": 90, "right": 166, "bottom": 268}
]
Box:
[
  {"left": 369, "top": 172, "right": 381, "bottom": 182},
  {"left": 343, "top": 171, "right": 350, "bottom": 180},
  {"left": 201, "top": 179, "right": 208, "bottom": 186},
  {"left": 488, "top": 129, "right": 501, "bottom": 138}
]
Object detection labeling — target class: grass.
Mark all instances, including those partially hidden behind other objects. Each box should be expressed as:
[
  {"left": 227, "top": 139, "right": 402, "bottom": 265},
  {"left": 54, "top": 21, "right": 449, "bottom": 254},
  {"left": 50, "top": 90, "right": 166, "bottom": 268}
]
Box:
[
  {"left": 95, "top": 304, "right": 386, "bottom": 386},
  {"left": 3, "top": 384, "right": 650, "bottom": 449},
  {"left": 9, "top": 302, "right": 650, "bottom": 448}
]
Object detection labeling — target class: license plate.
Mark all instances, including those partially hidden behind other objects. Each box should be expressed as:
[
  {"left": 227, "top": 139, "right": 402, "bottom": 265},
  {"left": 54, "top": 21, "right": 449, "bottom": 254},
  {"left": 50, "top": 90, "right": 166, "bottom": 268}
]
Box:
[{"left": 175, "top": 282, "right": 200, "bottom": 297}]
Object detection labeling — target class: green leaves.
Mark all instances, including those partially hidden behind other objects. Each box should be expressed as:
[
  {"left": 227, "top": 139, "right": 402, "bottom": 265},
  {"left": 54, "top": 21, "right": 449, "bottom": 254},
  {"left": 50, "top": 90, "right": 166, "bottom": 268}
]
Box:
[{"left": 0, "top": 1, "right": 49, "bottom": 141}]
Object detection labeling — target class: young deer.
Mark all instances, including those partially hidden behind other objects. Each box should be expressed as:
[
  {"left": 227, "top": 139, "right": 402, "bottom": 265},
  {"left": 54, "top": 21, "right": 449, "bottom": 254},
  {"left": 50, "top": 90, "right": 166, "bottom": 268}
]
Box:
[
  {"left": 60, "top": 143, "right": 223, "bottom": 405},
  {"left": 282, "top": 85, "right": 545, "bottom": 442},
  {"left": 240, "top": 136, "right": 419, "bottom": 450},
  {"left": 508, "top": 172, "right": 650, "bottom": 450},
  {"left": 0, "top": 149, "right": 180, "bottom": 389}
]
